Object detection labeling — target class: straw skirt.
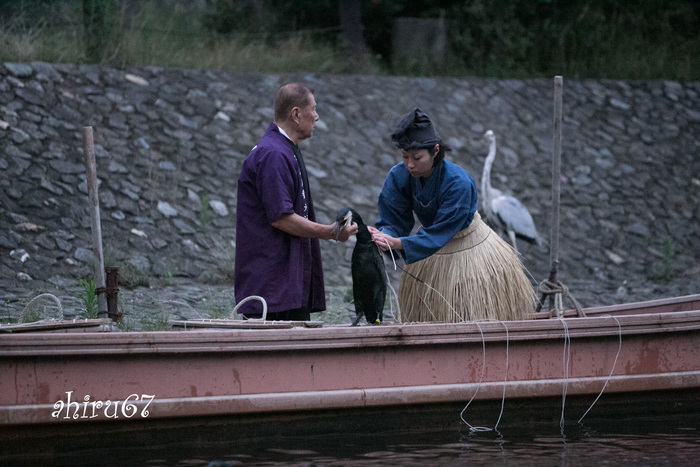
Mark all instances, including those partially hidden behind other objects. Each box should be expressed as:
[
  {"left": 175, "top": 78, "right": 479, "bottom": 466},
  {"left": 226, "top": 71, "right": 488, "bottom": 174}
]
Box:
[{"left": 399, "top": 212, "right": 535, "bottom": 322}]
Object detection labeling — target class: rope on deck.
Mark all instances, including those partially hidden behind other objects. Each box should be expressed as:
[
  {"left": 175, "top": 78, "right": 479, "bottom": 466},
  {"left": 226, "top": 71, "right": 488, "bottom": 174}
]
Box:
[
  {"left": 230, "top": 295, "right": 268, "bottom": 321},
  {"left": 19, "top": 293, "right": 64, "bottom": 323}
]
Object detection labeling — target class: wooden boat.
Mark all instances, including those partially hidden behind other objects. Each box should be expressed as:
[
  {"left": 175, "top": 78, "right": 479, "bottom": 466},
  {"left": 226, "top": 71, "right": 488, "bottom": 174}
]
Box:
[{"left": 1, "top": 294, "right": 699, "bottom": 438}]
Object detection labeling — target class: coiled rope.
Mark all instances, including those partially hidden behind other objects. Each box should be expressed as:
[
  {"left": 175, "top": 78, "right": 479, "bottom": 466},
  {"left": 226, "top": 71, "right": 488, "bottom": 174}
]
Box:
[
  {"left": 230, "top": 295, "right": 268, "bottom": 321},
  {"left": 19, "top": 293, "right": 64, "bottom": 323}
]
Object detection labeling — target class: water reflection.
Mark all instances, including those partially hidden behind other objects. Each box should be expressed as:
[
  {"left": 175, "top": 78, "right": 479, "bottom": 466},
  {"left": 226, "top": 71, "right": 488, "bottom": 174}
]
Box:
[
  {"left": 160, "top": 414, "right": 699, "bottom": 466},
  {"left": 3, "top": 412, "right": 698, "bottom": 466},
  {"left": 211, "top": 417, "right": 700, "bottom": 466}
]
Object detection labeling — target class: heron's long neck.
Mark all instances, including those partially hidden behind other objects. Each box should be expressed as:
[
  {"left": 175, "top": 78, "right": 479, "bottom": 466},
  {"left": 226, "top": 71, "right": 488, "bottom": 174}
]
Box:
[{"left": 481, "top": 139, "right": 496, "bottom": 205}]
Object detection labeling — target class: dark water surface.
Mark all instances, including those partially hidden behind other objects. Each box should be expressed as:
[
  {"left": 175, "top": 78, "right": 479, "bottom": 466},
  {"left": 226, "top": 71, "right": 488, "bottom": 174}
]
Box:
[{"left": 4, "top": 408, "right": 699, "bottom": 466}]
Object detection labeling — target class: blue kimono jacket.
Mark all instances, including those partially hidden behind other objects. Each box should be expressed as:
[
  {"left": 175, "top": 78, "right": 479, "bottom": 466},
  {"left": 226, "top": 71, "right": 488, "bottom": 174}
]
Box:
[
  {"left": 376, "top": 160, "right": 477, "bottom": 264},
  {"left": 234, "top": 123, "right": 325, "bottom": 315}
]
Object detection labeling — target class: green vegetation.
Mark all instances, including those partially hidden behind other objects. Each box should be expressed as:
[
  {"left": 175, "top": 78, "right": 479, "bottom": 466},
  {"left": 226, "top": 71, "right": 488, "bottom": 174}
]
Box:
[
  {"left": 19, "top": 302, "right": 43, "bottom": 324},
  {"left": 214, "top": 240, "right": 236, "bottom": 282},
  {"left": 205, "top": 301, "right": 230, "bottom": 320},
  {"left": 198, "top": 195, "right": 212, "bottom": 231},
  {"left": 140, "top": 299, "right": 170, "bottom": 331},
  {"left": 17, "top": 293, "right": 63, "bottom": 323},
  {"left": 0, "top": 0, "right": 697, "bottom": 80},
  {"left": 117, "top": 314, "right": 137, "bottom": 332},
  {"left": 77, "top": 278, "right": 99, "bottom": 319},
  {"left": 117, "top": 262, "right": 150, "bottom": 289}
]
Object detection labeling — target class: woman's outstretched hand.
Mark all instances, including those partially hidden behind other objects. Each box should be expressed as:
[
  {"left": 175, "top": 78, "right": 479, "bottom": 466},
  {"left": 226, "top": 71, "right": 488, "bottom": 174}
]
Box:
[{"left": 369, "top": 226, "right": 401, "bottom": 251}]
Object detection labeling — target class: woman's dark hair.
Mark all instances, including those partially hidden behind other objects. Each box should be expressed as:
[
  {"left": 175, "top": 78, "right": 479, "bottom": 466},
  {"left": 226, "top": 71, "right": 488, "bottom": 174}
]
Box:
[{"left": 430, "top": 141, "right": 451, "bottom": 166}]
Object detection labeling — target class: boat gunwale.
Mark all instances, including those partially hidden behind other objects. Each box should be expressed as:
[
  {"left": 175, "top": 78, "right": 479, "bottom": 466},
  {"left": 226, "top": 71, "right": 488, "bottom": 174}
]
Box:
[{"left": 2, "top": 307, "right": 700, "bottom": 356}]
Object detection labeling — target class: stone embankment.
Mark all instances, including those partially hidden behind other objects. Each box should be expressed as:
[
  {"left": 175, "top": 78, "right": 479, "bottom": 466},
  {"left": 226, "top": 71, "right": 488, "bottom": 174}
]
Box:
[{"left": 1, "top": 62, "right": 699, "bottom": 323}]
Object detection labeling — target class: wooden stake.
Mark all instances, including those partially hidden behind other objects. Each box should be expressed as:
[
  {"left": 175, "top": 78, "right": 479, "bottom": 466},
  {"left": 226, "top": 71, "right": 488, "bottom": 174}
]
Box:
[
  {"left": 83, "top": 126, "right": 108, "bottom": 319},
  {"left": 536, "top": 76, "right": 564, "bottom": 315},
  {"left": 549, "top": 76, "right": 563, "bottom": 288}
]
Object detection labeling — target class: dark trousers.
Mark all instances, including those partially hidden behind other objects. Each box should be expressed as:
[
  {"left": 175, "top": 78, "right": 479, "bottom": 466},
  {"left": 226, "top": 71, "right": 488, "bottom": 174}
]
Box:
[{"left": 269, "top": 307, "right": 311, "bottom": 321}]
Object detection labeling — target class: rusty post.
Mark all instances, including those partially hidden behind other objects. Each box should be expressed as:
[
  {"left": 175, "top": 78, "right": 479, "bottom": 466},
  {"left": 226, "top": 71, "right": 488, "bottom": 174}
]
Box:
[
  {"left": 105, "top": 267, "right": 120, "bottom": 322},
  {"left": 83, "top": 126, "right": 108, "bottom": 319}
]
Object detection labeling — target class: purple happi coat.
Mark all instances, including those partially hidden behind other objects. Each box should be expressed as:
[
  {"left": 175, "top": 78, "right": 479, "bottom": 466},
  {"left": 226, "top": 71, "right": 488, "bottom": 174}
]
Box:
[{"left": 234, "top": 123, "right": 325, "bottom": 316}]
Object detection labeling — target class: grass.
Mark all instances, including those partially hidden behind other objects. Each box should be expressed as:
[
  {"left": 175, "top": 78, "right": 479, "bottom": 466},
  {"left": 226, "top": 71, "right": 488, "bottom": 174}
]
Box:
[
  {"left": 19, "top": 302, "right": 44, "bottom": 324},
  {"left": 205, "top": 301, "right": 230, "bottom": 320},
  {"left": 117, "top": 262, "right": 150, "bottom": 289},
  {"left": 213, "top": 240, "right": 236, "bottom": 282},
  {"left": 0, "top": 3, "right": 380, "bottom": 75},
  {"left": 1, "top": 1, "right": 695, "bottom": 79},
  {"left": 320, "top": 292, "right": 354, "bottom": 325},
  {"left": 140, "top": 299, "right": 170, "bottom": 331},
  {"left": 198, "top": 195, "right": 212, "bottom": 231}
]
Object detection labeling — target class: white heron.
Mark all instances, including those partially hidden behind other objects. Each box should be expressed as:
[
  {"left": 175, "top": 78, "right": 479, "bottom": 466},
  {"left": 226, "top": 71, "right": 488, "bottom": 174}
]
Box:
[{"left": 481, "top": 130, "right": 542, "bottom": 251}]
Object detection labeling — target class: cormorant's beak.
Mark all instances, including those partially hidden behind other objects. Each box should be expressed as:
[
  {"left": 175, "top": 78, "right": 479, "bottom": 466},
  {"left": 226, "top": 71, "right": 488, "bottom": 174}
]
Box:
[{"left": 332, "top": 211, "right": 352, "bottom": 241}]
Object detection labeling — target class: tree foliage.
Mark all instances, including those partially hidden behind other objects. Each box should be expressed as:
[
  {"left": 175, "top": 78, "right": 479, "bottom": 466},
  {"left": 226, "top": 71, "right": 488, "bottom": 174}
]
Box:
[
  {"left": 1, "top": 0, "right": 697, "bottom": 79},
  {"left": 201, "top": 0, "right": 699, "bottom": 78}
]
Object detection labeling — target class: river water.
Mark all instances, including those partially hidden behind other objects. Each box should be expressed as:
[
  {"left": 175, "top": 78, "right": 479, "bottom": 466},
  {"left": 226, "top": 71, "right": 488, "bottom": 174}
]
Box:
[
  {"left": 9, "top": 408, "right": 697, "bottom": 466},
  {"left": 156, "top": 416, "right": 699, "bottom": 466}
]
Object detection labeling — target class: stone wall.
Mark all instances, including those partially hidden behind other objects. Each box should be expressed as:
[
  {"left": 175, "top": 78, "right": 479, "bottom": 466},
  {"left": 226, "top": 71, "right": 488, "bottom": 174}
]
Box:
[{"left": 1, "top": 62, "right": 699, "bottom": 317}]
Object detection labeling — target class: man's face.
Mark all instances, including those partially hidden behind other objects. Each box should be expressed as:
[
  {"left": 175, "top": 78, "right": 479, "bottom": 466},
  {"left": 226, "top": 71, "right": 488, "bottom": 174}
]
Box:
[{"left": 296, "top": 94, "right": 318, "bottom": 141}]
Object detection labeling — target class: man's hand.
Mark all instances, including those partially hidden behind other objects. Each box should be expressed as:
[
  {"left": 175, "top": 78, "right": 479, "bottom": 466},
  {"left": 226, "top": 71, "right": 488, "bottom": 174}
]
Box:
[
  {"left": 271, "top": 213, "right": 358, "bottom": 242},
  {"left": 330, "top": 222, "right": 358, "bottom": 242}
]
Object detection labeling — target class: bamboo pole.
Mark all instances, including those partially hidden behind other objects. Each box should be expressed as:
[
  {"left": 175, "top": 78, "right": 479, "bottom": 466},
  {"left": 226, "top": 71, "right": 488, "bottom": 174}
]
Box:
[
  {"left": 549, "top": 76, "right": 563, "bottom": 287},
  {"left": 536, "top": 76, "right": 564, "bottom": 315},
  {"left": 83, "top": 126, "right": 108, "bottom": 319}
]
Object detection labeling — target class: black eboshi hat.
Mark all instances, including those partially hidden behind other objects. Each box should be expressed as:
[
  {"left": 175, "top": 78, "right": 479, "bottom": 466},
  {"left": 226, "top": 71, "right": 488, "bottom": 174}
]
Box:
[{"left": 390, "top": 108, "right": 440, "bottom": 150}]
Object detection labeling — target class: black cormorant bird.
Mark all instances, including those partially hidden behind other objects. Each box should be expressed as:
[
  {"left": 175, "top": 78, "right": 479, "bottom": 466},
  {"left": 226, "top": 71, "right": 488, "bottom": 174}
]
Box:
[{"left": 333, "top": 207, "right": 386, "bottom": 325}]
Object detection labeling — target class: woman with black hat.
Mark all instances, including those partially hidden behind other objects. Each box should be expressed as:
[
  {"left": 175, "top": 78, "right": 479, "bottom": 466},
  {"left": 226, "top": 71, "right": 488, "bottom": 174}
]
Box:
[{"left": 370, "top": 108, "right": 535, "bottom": 323}]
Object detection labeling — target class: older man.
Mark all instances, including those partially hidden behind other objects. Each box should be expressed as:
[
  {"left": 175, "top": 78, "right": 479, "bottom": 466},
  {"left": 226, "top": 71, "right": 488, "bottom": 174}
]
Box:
[{"left": 234, "top": 83, "right": 356, "bottom": 320}]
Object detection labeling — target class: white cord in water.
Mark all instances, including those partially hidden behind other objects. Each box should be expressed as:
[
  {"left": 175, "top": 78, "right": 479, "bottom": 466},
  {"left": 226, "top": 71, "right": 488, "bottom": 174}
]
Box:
[
  {"left": 460, "top": 320, "right": 510, "bottom": 433},
  {"left": 460, "top": 320, "right": 487, "bottom": 430},
  {"left": 577, "top": 315, "right": 622, "bottom": 424},
  {"left": 559, "top": 317, "right": 571, "bottom": 433}
]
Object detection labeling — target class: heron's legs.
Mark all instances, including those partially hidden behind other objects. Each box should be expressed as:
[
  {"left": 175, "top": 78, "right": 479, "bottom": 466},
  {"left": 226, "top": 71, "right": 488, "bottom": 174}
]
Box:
[{"left": 507, "top": 229, "right": 518, "bottom": 252}]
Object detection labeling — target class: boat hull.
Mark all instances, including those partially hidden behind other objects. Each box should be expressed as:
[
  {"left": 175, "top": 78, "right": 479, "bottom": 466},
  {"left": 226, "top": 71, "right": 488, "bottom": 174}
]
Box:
[{"left": 2, "top": 295, "right": 700, "bottom": 430}]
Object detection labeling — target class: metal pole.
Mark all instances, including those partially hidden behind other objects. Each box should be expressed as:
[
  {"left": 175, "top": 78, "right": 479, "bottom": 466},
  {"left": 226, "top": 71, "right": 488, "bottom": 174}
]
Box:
[
  {"left": 83, "top": 126, "right": 108, "bottom": 319},
  {"left": 105, "top": 267, "right": 120, "bottom": 322}
]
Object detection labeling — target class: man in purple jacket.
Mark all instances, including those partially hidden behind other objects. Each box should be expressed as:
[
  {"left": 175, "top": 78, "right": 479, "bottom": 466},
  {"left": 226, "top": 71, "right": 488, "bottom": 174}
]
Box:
[{"left": 235, "top": 83, "right": 357, "bottom": 320}]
